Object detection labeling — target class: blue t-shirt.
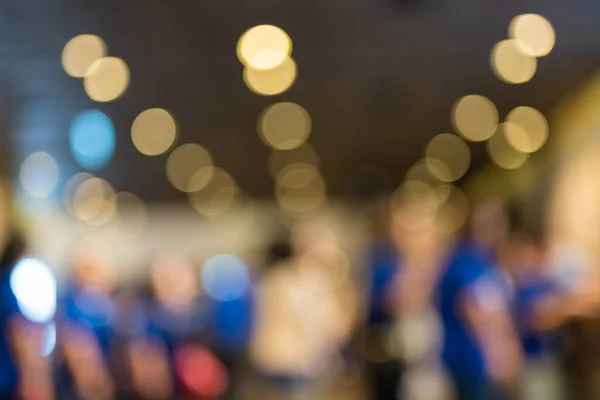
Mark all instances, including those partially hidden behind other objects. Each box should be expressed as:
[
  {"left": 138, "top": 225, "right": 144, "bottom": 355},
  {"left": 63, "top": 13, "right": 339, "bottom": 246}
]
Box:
[
  {"left": 0, "top": 272, "right": 20, "bottom": 396},
  {"left": 59, "top": 284, "right": 117, "bottom": 358},
  {"left": 514, "top": 273, "right": 558, "bottom": 358},
  {"left": 438, "top": 241, "right": 508, "bottom": 383},
  {"left": 366, "top": 241, "right": 401, "bottom": 325},
  {"left": 207, "top": 289, "right": 254, "bottom": 352}
]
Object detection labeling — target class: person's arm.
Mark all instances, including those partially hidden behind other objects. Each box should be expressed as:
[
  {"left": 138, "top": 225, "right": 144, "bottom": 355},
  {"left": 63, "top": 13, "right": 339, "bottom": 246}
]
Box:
[
  {"left": 8, "top": 317, "right": 54, "bottom": 400},
  {"left": 461, "top": 280, "right": 523, "bottom": 386}
]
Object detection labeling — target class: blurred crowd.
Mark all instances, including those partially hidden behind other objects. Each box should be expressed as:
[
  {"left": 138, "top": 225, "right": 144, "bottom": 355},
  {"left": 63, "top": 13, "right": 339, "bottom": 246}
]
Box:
[{"left": 0, "top": 198, "right": 599, "bottom": 400}]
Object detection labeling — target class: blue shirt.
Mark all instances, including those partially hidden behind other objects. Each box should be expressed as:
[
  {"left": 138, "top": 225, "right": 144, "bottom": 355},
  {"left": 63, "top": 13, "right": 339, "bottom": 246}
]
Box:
[
  {"left": 59, "top": 284, "right": 117, "bottom": 358},
  {"left": 0, "top": 272, "right": 20, "bottom": 396},
  {"left": 438, "top": 240, "right": 507, "bottom": 382},
  {"left": 208, "top": 289, "right": 254, "bottom": 352},
  {"left": 366, "top": 241, "right": 400, "bottom": 325},
  {"left": 514, "top": 273, "right": 558, "bottom": 358}
]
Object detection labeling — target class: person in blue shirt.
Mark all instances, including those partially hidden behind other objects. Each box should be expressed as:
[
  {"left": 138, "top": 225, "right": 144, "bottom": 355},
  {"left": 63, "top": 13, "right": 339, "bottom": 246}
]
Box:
[
  {"left": 437, "top": 200, "right": 522, "bottom": 400},
  {"left": 56, "top": 248, "right": 118, "bottom": 400},
  {"left": 0, "top": 232, "right": 54, "bottom": 400}
]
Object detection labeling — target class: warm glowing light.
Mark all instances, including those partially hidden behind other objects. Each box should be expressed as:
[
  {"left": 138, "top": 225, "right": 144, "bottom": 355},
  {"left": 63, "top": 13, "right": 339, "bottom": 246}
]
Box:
[
  {"left": 487, "top": 123, "right": 529, "bottom": 169},
  {"left": 70, "top": 109, "right": 116, "bottom": 170},
  {"left": 244, "top": 56, "right": 297, "bottom": 96},
  {"left": 275, "top": 163, "right": 320, "bottom": 188},
  {"left": 237, "top": 25, "right": 292, "bottom": 70},
  {"left": 62, "top": 35, "right": 107, "bottom": 78},
  {"left": 19, "top": 152, "right": 59, "bottom": 198},
  {"left": 298, "top": 243, "right": 350, "bottom": 293},
  {"left": 132, "top": 108, "right": 177, "bottom": 156},
  {"left": 491, "top": 40, "right": 537, "bottom": 84},
  {"left": 452, "top": 95, "right": 499, "bottom": 142},
  {"left": 201, "top": 254, "right": 250, "bottom": 301},
  {"left": 509, "top": 14, "right": 555, "bottom": 57},
  {"left": 115, "top": 192, "right": 149, "bottom": 240},
  {"left": 188, "top": 168, "right": 238, "bottom": 217},
  {"left": 268, "top": 144, "right": 319, "bottom": 177},
  {"left": 62, "top": 172, "right": 93, "bottom": 215},
  {"left": 505, "top": 106, "right": 549, "bottom": 153},
  {"left": 72, "top": 177, "right": 117, "bottom": 225},
  {"left": 10, "top": 258, "right": 57, "bottom": 323},
  {"left": 390, "top": 180, "right": 449, "bottom": 220},
  {"left": 276, "top": 170, "right": 326, "bottom": 215},
  {"left": 434, "top": 185, "right": 470, "bottom": 233},
  {"left": 84, "top": 57, "right": 130, "bottom": 102},
  {"left": 405, "top": 160, "right": 441, "bottom": 188},
  {"left": 425, "top": 134, "right": 470, "bottom": 182},
  {"left": 259, "top": 102, "right": 311, "bottom": 150},
  {"left": 166, "top": 144, "right": 214, "bottom": 193}
]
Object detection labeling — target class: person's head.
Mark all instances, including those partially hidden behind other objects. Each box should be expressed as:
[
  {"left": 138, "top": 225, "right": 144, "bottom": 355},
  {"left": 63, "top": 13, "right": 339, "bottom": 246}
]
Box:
[
  {"left": 150, "top": 252, "right": 198, "bottom": 307},
  {"left": 468, "top": 198, "right": 510, "bottom": 248},
  {"left": 72, "top": 243, "right": 116, "bottom": 293},
  {"left": 497, "top": 232, "right": 539, "bottom": 277},
  {"left": 290, "top": 219, "right": 337, "bottom": 257}
]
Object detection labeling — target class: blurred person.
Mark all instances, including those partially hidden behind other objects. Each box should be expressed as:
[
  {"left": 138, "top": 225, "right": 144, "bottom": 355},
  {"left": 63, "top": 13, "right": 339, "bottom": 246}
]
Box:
[
  {"left": 362, "top": 203, "right": 404, "bottom": 400},
  {"left": 250, "top": 223, "right": 355, "bottom": 400},
  {"left": 437, "top": 200, "right": 523, "bottom": 400},
  {"left": 389, "top": 204, "right": 451, "bottom": 400},
  {"left": 129, "top": 253, "right": 228, "bottom": 400},
  {"left": 56, "top": 245, "right": 118, "bottom": 400},
  {"left": 0, "top": 232, "right": 54, "bottom": 400}
]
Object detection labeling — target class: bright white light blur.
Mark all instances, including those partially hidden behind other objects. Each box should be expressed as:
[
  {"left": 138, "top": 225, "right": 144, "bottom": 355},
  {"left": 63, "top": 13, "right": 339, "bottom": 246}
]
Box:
[
  {"left": 41, "top": 322, "right": 56, "bottom": 357},
  {"left": 10, "top": 258, "right": 57, "bottom": 323},
  {"left": 19, "top": 152, "right": 60, "bottom": 198},
  {"left": 201, "top": 254, "right": 250, "bottom": 302}
]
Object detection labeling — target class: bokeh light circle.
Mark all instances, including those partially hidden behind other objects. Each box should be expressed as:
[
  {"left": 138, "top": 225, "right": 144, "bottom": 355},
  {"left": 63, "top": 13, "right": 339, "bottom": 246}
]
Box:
[
  {"left": 487, "top": 123, "right": 529, "bottom": 169},
  {"left": 10, "top": 258, "right": 57, "bottom": 323},
  {"left": 258, "top": 102, "right": 311, "bottom": 150},
  {"left": 188, "top": 168, "right": 238, "bottom": 217},
  {"left": 268, "top": 144, "right": 320, "bottom": 177},
  {"left": 452, "top": 95, "right": 499, "bottom": 142},
  {"left": 132, "top": 108, "right": 177, "bottom": 156},
  {"left": 166, "top": 144, "right": 214, "bottom": 193},
  {"left": 237, "top": 25, "right": 292, "bottom": 70},
  {"left": 70, "top": 109, "right": 116, "bottom": 170},
  {"left": 491, "top": 39, "right": 537, "bottom": 84},
  {"left": 84, "top": 57, "right": 130, "bottom": 102},
  {"left": 243, "top": 56, "right": 297, "bottom": 96},
  {"left": 509, "top": 14, "right": 555, "bottom": 57},
  {"left": 72, "top": 177, "right": 117, "bottom": 225},
  {"left": 505, "top": 106, "right": 549, "bottom": 153},
  {"left": 201, "top": 254, "right": 250, "bottom": 301},
  {"left": 425, "top": 134, "right": 471, "bottom": 182},
  {"left": 62, "top": 35, "right": 107, "bottom": 78},
  {"left": 19, "top": 152, "right": 60, "bottom": 198}
]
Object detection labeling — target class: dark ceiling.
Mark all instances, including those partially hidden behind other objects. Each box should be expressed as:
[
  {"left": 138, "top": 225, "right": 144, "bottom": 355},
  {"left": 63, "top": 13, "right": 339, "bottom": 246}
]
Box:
[{"left": 2, "top": 0, "right": 599, "bottom": 202}]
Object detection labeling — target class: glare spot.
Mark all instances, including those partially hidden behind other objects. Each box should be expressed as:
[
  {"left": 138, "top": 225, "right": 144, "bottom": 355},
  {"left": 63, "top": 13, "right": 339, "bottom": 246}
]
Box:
[
  {"left": 115, "top": 192, "right": 148, "bottom": 240},
  {"left": 491, "top": 39, "right": 537, "bottom": 84},
  {"left": 10, "top": 258, "right": 57, "bottom": 323},
  {"left": 188, "top": 168, "right": 238, "bottom": 217},
  {"left": 62, "top": 172, "right": 93, "bottom": 215},
  {"left": 244, "top": 56, "right": 297, "bottom": 96},
  {"left": 201, "top": 254, "right": 250, "bottom": 301},
  {"left": 41, "top": 322, "right": 56, "bottom": 357},
  {"left": 259, "top": 102, "right": 311, "bottom": 150},
  {"left": 166, "top": 144, "right": 214, "bottom": 192},
  {"left": 434, "top": 185, "right": 470, "bottom": 233},
  {"left": 275, "top": 163, "right": 319, "bottom": 188},
  {"left": 276, "top": 170, "right": 326, "bottom": 216},
  {"left": 505, "top": 106, "right": 549, "bottom": 153},
  {"left": 452, "top": 95, "right": 499, "bottom": 142},
  {"left": 19, "top": 152, "right": 60, "bottom": 198},
  {"left": 425, "top": 134, "right": 470, "bottom": 182},
  {"left": 132, "top": 109, "right": 177, "bottom": 156},
  {"left": 268, "top": 144, "right": 319, "bottom": 177},
  {"left": 70, "top": 109, "right": 116, "bottom": 170},
  {"left": 72, "top": 177, "right": 117, "bottom": 225},
  {"left": 487, "top": 123, "right": 529, "bottom": 169},
  {"left": 509, "top": 14, "right": 555, "bottom": 57},
  {"left": 298, "top": 243, "right": 350, "bottom": 293},
  {"left": 237, "top": 25, "right": 292, "bottom": 70},
  {"left": 62, "top": 35, "right": 107, "bottom": 78},
  {"left": 84, "top": 57, "right": 130, "bottom": 102}
]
